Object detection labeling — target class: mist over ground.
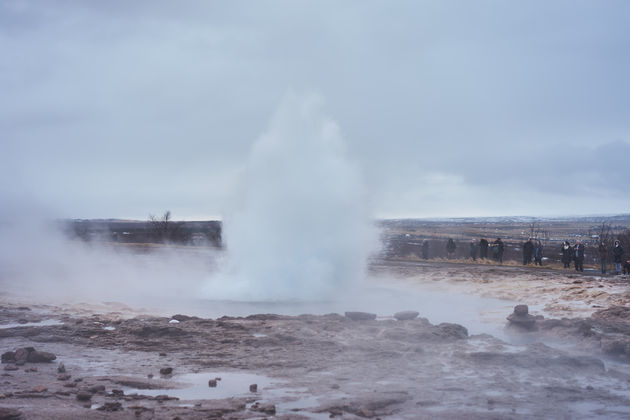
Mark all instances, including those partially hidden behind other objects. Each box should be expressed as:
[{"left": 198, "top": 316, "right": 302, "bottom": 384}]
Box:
[{"left": 0, "top": 93, "right": 379, "bottom": 307}]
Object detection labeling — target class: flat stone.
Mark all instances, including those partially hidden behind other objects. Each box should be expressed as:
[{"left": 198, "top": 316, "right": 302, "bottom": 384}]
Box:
[
  {"left": 394, "top": 311, "right": 419, "bottom": 321},
  {"left": 507, "top": 313, "right": 537, "bottom": 330},
  {"left": 345, "top": 312, "right": 377, "bottom": 321},
  {"left": 76, "top": 391, "right": 92, "bottom": 401},
  {"left": 0, "top": 407, "right": 22, "bottom": 419}
]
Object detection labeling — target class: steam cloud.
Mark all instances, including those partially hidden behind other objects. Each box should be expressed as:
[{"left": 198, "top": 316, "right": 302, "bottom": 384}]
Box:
[
  {"left": 0, "top": 93, "right": 377, "bottom": 309},
  {"left": 205, "top": 92, "right": 378, "bottom": 301}
]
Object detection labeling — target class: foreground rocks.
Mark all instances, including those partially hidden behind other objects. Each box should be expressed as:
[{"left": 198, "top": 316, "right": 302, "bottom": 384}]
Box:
[
  {"left": 2, "top": 280, "right": 630, "bottom": 419},
  {"left": 1, "top": 347, "right": 56, "bottom": 365}
]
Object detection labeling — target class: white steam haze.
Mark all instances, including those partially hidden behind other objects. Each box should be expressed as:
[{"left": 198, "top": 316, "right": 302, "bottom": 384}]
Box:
[
  {"left": 0, "top": 206, "right": 213, "bottom": 307},
  {"left": 205, "top": 92, "right": 379, "bottom": 301},
  {"left": 0, "top": 93, "right": 378, "bottom": 306}
]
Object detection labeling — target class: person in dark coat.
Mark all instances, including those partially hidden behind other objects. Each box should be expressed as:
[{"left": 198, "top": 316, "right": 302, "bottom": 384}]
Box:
[
  {"left": 534, "top": 240, "right": 543, "bottom": 266},
  {"left": 446, "top": 238, "right": 456, "bottom": 259},
  {"left": 574, "top": 240, "right": 585, "bottom": 272},
  {"left": 523, "top": 238, "right": 534, "bottom": 265},
  {"left": 613, "top": 240, "right": 625, "bottom": 274},
  {"left": 421, "top": 240, "right": 429, "bottom": 260},
  {"left": 479, "top": 238, "right": 489, "bottom": 259},
  {"left": 598, "top": 241, "right": 608, "bottom": 274},
  {"left": 469, "top": 239, "right": 477, "bottom": 261},
  {"left": 561, "top": 241, "right": 573, "bottom": 268},
  {"left": 493, "top": 238, "right": 505, "bottom": 264}
]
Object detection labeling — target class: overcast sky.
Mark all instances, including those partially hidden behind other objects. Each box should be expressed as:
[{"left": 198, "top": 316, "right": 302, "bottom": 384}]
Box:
[{"left": 2, "top": 0, "right": 629, "bottom": 220}]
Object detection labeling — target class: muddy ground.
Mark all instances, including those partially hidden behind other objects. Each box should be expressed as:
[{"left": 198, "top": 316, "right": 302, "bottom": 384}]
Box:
[{"left": 2, "top": 260, "right": 630, "bottom": 419}]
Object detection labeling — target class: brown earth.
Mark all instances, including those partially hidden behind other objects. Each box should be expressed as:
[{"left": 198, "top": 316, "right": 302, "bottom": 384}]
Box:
[{"left": 1, "top": 260, "right": 630, "bottom": 419}]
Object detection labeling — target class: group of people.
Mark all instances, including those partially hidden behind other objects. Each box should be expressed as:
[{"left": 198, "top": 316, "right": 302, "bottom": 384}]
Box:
[
  {"left": 561, "top": 240, "right": 585, "bottom": 271},
  {"left": 597, "top": 240, "right": 626, "bottom": 275},
  {"left": 561, "top": 239, "right": 627, "bottom": 274},
  {"left": 521, "top": 238, "right": 544, "bottom": 266},
  {"left": 444, "top": 237, "right": 505, "bottom": 263},
  {"left": 436, "top": 237, "right": 628, "bottom": 275}
]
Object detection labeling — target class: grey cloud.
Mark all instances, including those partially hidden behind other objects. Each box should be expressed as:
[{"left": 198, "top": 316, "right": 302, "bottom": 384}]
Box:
[{"left": 1, "top": 1, "right": 629, "bottom": 218}]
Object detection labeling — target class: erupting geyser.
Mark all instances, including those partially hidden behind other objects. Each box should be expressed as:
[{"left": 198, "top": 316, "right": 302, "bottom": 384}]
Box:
[{"left": 206, "top": 92, "right": 378, "bottom": 301}]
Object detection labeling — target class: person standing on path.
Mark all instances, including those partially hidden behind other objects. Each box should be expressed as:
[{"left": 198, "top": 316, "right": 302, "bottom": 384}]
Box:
[
  {"left": 561, "top": 241, "right": 573, "bottom": 269},
  {"left": 469, "top": 239, "right": 478, "bottom": 261},
  {"left": 613, "top": 240, "right": 625, "bottom": 275},
  {"left": 523, "top": 238, "right": 534, "bottom": 265},
  {"left": 493, "top": 238, "right": 505, "bottom": 264},
  {"left": 446, "top": 238, "right": 456, "bottom": 259},
  {"left": 574, "top": 240, "right": 585, "bottom": 272},
  {"left": 534, "top": 240, "right": 543, "bottom": 266},
  {"left": 479, "top": 238, "right": 489, "bottom": 259},
  {"left": 598, "top": 241, "right": 608, "bottom": 274}
]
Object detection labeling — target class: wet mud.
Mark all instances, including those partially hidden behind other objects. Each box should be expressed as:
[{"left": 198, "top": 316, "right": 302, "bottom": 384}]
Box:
[{"left": 2, "top": 261, "right": 630, "bottom": 419}]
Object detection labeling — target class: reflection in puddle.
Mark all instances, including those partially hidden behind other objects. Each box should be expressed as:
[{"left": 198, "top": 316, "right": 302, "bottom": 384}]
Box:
[
  {"left": 0, "top": 319, "right": 63, "bottom": 329},
  {"left": 123, "top": 371, "right": 275, "bottom": 400}
]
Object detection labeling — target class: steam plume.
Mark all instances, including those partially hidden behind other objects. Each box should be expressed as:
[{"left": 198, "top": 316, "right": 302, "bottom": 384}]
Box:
[{"left": 205, "top": 92, "right": 378, "bottom": 300}]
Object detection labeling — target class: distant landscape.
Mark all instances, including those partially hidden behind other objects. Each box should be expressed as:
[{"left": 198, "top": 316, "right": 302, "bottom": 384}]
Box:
[{"left": 60, "top": 214, "right": 630, "bottom": 269}]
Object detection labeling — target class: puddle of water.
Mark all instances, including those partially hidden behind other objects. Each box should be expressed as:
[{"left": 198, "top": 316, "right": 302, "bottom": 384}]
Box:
[
  {"left": 122, "top": 371, "right": 275, "bottom": 400},
  {"left": 0, "top": 319, "right": 63, "bottom": 329},
  {"left": 252, "top": 333, "right": 267, "bottom": 338},
  {"left": 569, "top": 400, "right": 630, "bottom": 419}
]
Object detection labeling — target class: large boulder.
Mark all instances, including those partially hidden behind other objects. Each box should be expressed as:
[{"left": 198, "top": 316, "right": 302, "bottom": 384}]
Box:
[{"left": 507, "top": 305, "right": 538, "bottom": 330}]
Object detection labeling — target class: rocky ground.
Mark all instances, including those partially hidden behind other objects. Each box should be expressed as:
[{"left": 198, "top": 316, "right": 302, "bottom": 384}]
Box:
[{"left": 2, "top": 260, "right": 630, "bottom": 419}]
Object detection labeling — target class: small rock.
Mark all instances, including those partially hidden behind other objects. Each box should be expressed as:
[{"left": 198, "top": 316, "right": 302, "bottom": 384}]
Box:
[
  {"left": 63, "top": 382, "right": 77, "bottom": 388},
  {"left": 159, "top": 367, "right": 173, "bottom": 375},
  {"left": 97, "top": 402, "right": 123, "bottom": 412},
  {"left": 27, "top": 350, "right": 56, "bottom": 363},
  {"left": 3, "top": 365, "right": 18, "bottom": 371},
  {"left": 331, "top": 384, "right": 340, "bottom": 389},
  {"left": 147, "top": 373, "right": 154, "bottom": 379},
  {"left": 344, "top": 311, "right": 377, "bottom": 321},
  {"left": 154, "top": 394, "right": 178, "bottom": 401},
  {"left": 507, "top": 313, "right": 537, "bottom": 330},
  {"left": 111, "top": 389, "right": 124, "bottom": 396},
  {"left": 32, "top": 385, "right": 47, "bottom": 393},
  {"left": 57, "top": 363, "right": 66, "bottom": 373},
  {"left": 394, "top": 311, "right": 419, "bottom": 321},
  {"left": 25, "top": 367, "right": 38, "bottom": 372},
  {"left": 88, "top": 385, "right": 106, "bottom": 394},
  {"left": 252, "top": 404, "right": 275, "bottom": 415},
  {"left": 507, "top": 305, "right": 538, "bottom": 330},
  {"left": 76, "top": 391, "right": 92, "bottom": 401},
  {"left": 514, "top": 305, "right": 529, "bottom": 316},
  {"left": 57, "top": 374, "right": 72, "bottom": 381},
  {"left": 159, "top": 352, "right": 167, "bottom": 357},
  {"left": 208, "top": 379, "right": 217, "bottom": 387},
  {"left": 0, "top": 407, "right": 22, "bottom": 419},
  {"left": 1, "top": 351, "right": 15, "bottom": 363},
  {"left": 249, "top": 384, "right": 258, "bottom": 392},
  {"left": 14, "top": 348, "right": 29, "bottom": 364},
  {"left": 359, "top": 408, "right": 374, "bottom": 417}
]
